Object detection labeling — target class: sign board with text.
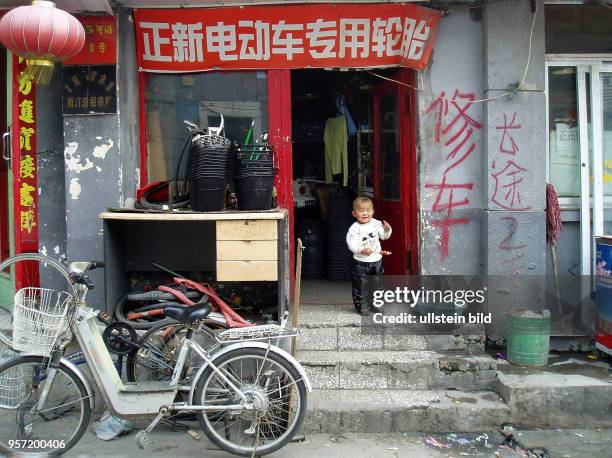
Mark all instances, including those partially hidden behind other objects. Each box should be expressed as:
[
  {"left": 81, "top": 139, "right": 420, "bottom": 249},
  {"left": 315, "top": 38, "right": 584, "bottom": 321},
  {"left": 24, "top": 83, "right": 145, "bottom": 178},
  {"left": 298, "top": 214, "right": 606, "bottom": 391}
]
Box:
[
  {"left": 64, "top": 16, "right": 117, "bottom": 65},
  {"left": 63, "top": 65, "right": 117, "bottom": 115},
  {"left": 134, "top": 4, "right": 441, "bottom": 72}
]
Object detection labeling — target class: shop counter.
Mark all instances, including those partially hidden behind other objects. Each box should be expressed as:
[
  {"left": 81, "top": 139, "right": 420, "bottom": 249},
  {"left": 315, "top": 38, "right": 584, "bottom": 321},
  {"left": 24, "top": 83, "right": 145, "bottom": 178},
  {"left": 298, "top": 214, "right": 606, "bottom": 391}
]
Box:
[{"left": 99, "top": 210, "right": 290, "bottom": 315}]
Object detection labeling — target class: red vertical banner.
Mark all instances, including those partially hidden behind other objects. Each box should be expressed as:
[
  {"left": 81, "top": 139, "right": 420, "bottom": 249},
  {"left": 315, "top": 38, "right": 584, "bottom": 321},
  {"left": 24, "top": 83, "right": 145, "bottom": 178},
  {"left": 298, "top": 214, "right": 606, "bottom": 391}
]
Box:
[{"left": 12, "top": 56, "right": 38, "bottom": 256}]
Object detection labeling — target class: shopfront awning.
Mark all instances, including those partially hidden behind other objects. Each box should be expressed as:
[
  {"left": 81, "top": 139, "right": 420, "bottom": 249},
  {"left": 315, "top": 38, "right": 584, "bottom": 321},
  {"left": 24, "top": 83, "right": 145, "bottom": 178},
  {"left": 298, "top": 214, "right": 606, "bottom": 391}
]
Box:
[{"left": 133, "top": 3, "right": 442, "bottom": 72}]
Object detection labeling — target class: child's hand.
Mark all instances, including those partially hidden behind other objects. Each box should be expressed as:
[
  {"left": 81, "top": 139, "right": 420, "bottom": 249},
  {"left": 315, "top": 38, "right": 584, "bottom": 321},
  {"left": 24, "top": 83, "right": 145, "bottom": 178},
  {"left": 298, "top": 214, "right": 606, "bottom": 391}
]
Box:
[
  {"left": 361, "top": 247, "right": 374, "bottom": 256},
  {"left": 382, "top": 220, "right": 392, "bottom": 232}
]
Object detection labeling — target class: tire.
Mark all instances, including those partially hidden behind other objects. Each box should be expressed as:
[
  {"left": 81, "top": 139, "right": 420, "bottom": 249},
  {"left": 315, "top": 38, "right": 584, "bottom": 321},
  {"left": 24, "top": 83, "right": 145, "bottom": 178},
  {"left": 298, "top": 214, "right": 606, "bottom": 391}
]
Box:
[
  {"left": 126, "top": 322, "right": 222, "bottom": 383},
  {"left": 114, "top": 294, "right": 178, "bottom": 330},
  {"left": 0, "top": 253, "right": 76, "bottom": 351},
  {"left": 193, "top": 347, "right": 307, "bottom": 456},
  {"left": 0, "top": 354, "right": 91, "bottom": 455},
  {"left": 127, "top": 290, "right": 201, "bottom": 302}
]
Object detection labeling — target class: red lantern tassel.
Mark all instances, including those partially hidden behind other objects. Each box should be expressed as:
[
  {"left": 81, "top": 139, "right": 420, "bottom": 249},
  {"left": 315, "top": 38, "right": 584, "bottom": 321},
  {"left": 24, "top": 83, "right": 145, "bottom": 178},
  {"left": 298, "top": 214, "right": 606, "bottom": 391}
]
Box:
[{"left": 24, "top": 59, "right": 55, "bottom": 86}]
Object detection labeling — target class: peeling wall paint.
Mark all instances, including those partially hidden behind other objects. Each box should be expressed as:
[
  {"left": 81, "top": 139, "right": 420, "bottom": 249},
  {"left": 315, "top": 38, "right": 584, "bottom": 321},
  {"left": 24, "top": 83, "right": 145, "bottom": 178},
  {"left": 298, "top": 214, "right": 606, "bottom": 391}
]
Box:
[
  {"left": 69, "top": 177, "right": 82, "bottom": 200},
  {"left": 93, "top": 138, "right": 114, "bottom": 159}
]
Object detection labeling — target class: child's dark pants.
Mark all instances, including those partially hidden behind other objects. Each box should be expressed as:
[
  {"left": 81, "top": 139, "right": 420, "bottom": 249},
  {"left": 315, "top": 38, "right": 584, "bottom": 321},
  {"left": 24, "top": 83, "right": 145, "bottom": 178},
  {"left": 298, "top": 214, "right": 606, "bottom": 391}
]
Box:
[{"left": 351, "top": 259, "right": 383, "bottom": 312}]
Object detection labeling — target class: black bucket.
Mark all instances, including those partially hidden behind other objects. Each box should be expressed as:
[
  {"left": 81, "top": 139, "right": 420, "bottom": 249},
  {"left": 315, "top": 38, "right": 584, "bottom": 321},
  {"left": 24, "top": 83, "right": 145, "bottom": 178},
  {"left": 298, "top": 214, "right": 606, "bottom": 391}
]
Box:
[
  {"left": 190, "top": 178, "right": 225, "bottom": 211},
  {"left": 235, "top": 175, "right": 274, "bottom": 210}
]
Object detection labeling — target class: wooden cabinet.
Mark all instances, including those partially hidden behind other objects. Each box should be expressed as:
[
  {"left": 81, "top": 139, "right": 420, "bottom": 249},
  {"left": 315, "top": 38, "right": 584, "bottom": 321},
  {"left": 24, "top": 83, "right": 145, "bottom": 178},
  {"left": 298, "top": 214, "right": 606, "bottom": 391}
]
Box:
[
  {"left": 100, "top": 210, "right": 289, "bottom": 313},
  {"left": 216, "top": 219, "right": 278, "bottom": 280}
]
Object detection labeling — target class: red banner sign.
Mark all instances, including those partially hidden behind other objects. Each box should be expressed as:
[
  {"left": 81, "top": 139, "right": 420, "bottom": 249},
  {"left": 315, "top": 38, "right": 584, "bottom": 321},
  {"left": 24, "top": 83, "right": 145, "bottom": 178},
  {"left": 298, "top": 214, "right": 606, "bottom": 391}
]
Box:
[
  {"left": 64, "top": 16, "right": 117, "bottom": 65},
  {"left": 134, "top": 4, "right": 441, "bottom": 72},
  {"left": 12, "top": 56, "right": 38, "bottom": 253}
]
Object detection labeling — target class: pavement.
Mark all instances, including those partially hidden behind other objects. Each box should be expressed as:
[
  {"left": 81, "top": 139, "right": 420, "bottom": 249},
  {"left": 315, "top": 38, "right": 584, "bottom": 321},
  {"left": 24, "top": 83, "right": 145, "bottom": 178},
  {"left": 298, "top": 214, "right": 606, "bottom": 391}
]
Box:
[{"left": 61, "top": 425, "right": 612, "bottom": 457}]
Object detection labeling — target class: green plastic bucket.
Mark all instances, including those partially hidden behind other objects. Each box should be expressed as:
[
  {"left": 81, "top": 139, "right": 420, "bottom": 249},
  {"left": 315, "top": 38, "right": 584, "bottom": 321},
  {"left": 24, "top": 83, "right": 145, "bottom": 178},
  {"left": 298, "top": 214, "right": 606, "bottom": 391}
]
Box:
[{"left": 507, "top": 310, "right": 551, "bottom": 366}]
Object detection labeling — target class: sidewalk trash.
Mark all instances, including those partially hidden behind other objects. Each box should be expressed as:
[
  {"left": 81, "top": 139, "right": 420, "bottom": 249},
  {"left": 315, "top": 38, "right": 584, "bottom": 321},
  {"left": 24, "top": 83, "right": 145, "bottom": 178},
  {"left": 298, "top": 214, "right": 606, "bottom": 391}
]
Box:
[
  {"left": 187, "top": 430, "right": 201, "bottom": 440},
  {"left": 425, "top": 436, "right": 450, "bottom": 449},
  {"left": 94, "top": 411, "right": 133, "bottom": 441}
]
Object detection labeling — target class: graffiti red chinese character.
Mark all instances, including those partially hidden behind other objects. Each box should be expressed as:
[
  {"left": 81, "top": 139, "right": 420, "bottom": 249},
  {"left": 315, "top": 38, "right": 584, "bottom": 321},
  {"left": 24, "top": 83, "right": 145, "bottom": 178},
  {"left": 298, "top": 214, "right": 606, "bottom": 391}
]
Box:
[
  {"left": 495, "top": 112, "right": 521, "bottom": 155},
  {"left": 425, "top": 90, "right": 481, "bottom": 260},
  {"left": 424, "top": 176, "right": 473, "bottom": 260},
  {"left": 491, "top": 160, "right": 531, "bottom": 211},
  {"left": 426, "top": 90, "right": 482, "bottom": 175},
  {"left": 498, "top": 216, "right": 527, "bottom": 264}
]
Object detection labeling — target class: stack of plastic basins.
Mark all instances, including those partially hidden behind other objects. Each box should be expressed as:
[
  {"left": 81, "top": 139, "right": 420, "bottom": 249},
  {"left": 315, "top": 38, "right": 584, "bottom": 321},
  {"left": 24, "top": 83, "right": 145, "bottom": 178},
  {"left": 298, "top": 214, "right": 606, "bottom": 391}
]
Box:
[
  {"left": 235, "top": 145, "right": 275, "bottom": 211},
  {"left": 326, "top": 195, "right": 353, "bottom": 281},
  {"left": 298, "top": 219, "right": 324, "bottom": 279},
  {"left": 188, "top": 135, "right": 231, "bottom": 211}
]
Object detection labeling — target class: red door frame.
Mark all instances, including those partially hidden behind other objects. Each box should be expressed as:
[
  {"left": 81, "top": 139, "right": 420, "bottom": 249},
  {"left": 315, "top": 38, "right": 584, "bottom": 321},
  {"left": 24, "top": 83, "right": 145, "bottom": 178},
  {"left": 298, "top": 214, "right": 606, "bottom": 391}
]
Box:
[
  {"left": 0, "top": 49, "right": 8, "bottom": 263},
  {"left": 372, "top": 69, "right": 418, "bottom": 274}
]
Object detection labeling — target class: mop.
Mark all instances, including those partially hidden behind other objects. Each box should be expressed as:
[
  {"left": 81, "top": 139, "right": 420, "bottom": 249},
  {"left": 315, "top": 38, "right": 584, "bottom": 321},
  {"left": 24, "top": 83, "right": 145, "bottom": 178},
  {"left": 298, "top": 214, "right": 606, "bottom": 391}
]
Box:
[{"left": 546, "top": 183, "right": 565, "bottom": 332}]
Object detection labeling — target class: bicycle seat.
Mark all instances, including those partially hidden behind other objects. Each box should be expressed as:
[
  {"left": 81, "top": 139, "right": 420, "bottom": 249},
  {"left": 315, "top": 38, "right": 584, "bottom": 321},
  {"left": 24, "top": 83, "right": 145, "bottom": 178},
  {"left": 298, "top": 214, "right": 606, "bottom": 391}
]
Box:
[{"left": 165, "top": 302, "right": 212, "bottom": 324}]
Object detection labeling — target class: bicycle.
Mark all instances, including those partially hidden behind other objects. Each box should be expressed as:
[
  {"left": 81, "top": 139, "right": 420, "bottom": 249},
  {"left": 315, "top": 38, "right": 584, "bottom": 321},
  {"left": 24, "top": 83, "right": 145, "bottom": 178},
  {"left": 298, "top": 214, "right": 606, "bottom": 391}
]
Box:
[{"left": 0, "top": 253, "right": 310, "bottom": 456}]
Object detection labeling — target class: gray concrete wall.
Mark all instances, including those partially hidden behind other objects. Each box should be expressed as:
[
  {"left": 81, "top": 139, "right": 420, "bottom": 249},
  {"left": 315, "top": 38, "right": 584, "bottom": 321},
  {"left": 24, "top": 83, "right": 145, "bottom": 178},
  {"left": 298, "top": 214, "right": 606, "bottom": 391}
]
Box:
[
  {"left": 37, "top": 65, "right": 67, "bottom": 264},
  {"left": 63, "top": 115, "right": 121, "bottom": 309},
  {"left": 118, "top": 8, "right": 140, "bottom": 197},
  {"left": 482, "top": 0, "right": 547, "bottom": 337},
  {"left": 418, "top": 10, "right": 484, "bottom": 275},
  {"left": 60, "top": 10, "right": 139, "bottom": 308}
]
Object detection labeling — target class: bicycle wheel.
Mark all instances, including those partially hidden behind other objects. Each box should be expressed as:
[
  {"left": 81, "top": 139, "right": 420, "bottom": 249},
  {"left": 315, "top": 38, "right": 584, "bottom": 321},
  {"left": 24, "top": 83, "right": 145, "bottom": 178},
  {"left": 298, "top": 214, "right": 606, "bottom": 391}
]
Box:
[
  {"left": 0, "top": 253, "right": 74, "bottom": 347},
  {"left": 126, "top": 322, "right": 222, "bottom": 383},
  {"left": 193, "top": 347, "right": 307, "bottom": 456},
  {"left": 0, "top": 354, "right": 91, "bottom": 455}
]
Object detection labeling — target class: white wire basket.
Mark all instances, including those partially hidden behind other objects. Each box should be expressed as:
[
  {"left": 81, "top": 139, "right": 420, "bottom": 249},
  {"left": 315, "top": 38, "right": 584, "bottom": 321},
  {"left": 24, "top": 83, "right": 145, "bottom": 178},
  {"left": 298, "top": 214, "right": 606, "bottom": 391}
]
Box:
[
  {"left": 0, "top": 350, "right": 28, "bottom": 409},
  {"left": 12, "top": 287, "right": 73, "bottom": 356}
]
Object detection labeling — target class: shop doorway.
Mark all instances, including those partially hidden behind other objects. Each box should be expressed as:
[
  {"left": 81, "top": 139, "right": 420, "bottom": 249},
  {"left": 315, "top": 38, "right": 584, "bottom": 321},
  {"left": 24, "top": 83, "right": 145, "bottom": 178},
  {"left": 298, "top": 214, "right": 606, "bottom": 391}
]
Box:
[{"left": 291, "top": 69, "right": 416, "bottom": 302}]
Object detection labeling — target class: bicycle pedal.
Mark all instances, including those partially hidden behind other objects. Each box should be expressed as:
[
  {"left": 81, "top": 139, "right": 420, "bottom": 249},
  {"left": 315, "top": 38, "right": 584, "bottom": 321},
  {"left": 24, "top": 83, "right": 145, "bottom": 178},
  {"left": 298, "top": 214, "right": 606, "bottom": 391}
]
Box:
[
  {"left": 97, "top": 311, "right": 112, "bottom": 325},
  {"left": 135, "top": 430, "right": 152, "bottom": 449}
]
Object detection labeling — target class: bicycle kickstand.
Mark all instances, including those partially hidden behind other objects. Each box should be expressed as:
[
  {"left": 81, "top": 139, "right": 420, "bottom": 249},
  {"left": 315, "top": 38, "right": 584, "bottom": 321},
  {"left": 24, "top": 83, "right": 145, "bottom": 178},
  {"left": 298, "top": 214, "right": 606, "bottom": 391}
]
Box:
[{"left": 135, "top": 407, "right": 168, "bottom": 449}]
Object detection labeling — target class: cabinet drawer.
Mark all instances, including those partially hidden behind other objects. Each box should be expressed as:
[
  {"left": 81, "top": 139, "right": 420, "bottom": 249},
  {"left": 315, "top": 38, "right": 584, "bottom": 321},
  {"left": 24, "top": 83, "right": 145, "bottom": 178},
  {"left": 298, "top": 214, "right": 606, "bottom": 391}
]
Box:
[
  {"left": 216, "top": 241, "right": 277, "bottom": 261},
  {"left": 216, "top": 261, "right": 277, "bottom": 281},
  {"left": 216, "top": 220, "right": 277, "bottom": 241}
]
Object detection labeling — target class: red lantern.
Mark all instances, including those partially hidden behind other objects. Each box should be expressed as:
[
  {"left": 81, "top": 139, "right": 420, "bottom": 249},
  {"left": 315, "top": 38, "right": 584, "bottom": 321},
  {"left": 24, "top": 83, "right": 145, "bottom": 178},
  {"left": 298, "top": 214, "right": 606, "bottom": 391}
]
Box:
[{"left": 0, "top": 1, "right": 85, "bottom": 84}]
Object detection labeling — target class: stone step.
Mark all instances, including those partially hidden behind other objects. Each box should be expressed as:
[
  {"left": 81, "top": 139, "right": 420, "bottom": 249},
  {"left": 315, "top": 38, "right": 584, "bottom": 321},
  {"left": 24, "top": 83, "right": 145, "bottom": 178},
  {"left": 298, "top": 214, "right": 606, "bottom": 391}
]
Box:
[
  {"left": 298, "top": 350, "right": 498, "bottom": 391},
  {"left": 298, "top": 304, "right": 485, "bottom": 352},
  {"left": 496, "top": 362, "right": 612, "bottom": 428},
  {"left": 302, "top": 389, "right": 509, "bottom": 433}
]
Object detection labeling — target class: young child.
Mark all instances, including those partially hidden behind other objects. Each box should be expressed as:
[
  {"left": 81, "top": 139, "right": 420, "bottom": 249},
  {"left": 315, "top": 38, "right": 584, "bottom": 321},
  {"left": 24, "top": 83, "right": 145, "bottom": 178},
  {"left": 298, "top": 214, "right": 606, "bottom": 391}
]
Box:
[{"left": 346, "top": 196, "right": 392, "bottom": 316}]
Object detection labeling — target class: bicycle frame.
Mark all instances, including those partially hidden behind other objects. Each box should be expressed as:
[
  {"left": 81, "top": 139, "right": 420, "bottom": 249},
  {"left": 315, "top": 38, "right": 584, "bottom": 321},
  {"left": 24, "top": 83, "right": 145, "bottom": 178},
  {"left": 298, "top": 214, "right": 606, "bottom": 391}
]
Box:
[{"left": 68, "top": 305, "right": 258, "bottom": 418}]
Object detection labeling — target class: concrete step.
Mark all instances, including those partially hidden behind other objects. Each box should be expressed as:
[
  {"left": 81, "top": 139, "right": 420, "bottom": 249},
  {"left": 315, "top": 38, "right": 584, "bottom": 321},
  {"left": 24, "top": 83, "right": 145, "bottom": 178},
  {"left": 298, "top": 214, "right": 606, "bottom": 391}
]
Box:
[
  {"left": 298, "top": 304, "right": 485, "bottom": 352},
  {"left": 302, "top": 389, "right": 510, "bottom": 433},
  {"left": 298, "top": 350, "right": 498, "bottom": 391},
  {"left": 497, "top": 361, "right": 612, "bottom": 428}
]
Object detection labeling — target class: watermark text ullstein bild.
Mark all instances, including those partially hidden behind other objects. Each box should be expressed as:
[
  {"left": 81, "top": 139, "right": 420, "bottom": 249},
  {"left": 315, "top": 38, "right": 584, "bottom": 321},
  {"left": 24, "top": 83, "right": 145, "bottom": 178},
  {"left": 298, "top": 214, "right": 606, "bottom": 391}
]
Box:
[{"left": 370, "top": 286, "right": 492, "bottom": 325}]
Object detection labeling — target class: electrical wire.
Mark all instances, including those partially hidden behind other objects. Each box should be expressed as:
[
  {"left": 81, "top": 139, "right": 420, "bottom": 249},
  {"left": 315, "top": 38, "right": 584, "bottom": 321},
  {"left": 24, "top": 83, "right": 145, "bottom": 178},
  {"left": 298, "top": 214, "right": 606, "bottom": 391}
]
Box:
[{"left": 366, "top": 0, "right": 540, "bottom": 105}]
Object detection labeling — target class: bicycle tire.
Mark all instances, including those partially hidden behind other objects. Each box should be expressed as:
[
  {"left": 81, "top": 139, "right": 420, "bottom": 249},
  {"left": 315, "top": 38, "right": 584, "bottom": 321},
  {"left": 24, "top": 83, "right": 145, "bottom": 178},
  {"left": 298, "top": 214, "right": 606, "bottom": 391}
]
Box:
[
  {"left": 0, "top": 253, "right": 74, "bottom": 292},
  {"left": 125, "top": 321, "right": 222, "bottom": 383},
  {"left": 0, "top": 354, "right": 91, "bottom": 455},
  {"left": 0, "top": 254, "right": 76, "bottom": 349},
  {"left": 127, "top": 290, "right": 201, "bottom": 302},
  {"left": 193, "top": 347, "right": 308, "bottom": 457},
  {"left": 114, "top": 294, "right": 178, "bottom": 330}
]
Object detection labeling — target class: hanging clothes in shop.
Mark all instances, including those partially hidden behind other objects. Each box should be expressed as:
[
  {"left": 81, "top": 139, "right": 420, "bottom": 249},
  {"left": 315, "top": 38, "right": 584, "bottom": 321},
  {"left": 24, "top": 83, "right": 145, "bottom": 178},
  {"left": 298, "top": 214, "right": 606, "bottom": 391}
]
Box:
[
  {"left": 324, "top": 115, "right": 348, "bottom": 187},
  {"left": 335, "top": 95, "right": 357, "bottom": 136}
]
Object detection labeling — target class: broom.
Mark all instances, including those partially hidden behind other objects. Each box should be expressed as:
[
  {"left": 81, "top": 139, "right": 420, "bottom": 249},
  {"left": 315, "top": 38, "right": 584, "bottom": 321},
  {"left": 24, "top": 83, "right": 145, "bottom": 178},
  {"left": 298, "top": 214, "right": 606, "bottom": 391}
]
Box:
[{"left": 546, "top": 183, "right": 565, "bottom": 332}]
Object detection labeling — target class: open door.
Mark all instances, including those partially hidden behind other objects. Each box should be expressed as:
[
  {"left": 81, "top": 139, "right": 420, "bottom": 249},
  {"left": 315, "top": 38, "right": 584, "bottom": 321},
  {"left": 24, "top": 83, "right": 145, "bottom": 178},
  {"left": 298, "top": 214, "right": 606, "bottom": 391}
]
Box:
[{"left": 372, "top": 70, "right": 416, "bottom": 275}]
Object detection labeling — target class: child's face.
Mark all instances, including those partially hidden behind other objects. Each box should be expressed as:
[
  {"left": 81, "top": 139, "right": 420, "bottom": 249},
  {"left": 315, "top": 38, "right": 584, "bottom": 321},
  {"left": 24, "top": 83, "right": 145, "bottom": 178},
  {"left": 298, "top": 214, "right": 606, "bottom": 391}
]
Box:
[{"left": 352, "top": 203, "right": 374, "bottom": 224}]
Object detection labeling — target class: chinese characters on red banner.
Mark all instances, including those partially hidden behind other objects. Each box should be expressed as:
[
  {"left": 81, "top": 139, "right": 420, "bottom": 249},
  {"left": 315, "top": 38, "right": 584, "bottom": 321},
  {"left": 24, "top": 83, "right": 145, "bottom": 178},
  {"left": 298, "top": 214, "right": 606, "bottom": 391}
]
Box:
[
  {"left": 64, "top": 16, "right": 117, "bottom": 65},
  {"left": 425, "top": 91, "right": 482, "bottom": 260},
  {"left": 13, "top": 57, "right": 38, "bottom": 248},
  {"left": 135, "top": 4, "right": 441, "bottom": 71}
]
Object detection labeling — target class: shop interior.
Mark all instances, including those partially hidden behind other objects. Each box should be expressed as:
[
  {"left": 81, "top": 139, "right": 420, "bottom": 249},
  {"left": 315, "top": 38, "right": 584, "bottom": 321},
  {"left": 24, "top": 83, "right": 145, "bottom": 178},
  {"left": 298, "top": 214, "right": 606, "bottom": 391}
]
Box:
[{"left": 291, "top": 69, "right": 388, "bottom": 301}]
